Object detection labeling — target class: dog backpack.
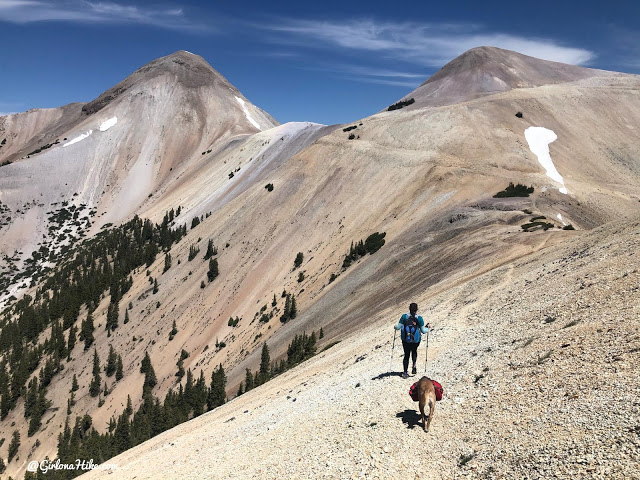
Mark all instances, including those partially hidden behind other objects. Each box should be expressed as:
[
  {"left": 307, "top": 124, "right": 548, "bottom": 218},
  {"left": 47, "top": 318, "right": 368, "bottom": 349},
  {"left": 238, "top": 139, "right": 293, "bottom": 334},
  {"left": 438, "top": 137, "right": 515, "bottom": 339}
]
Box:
[
  {"left": 403, "top": 314, "right": 419, "bottom": 343},
  {"left": 408, "top": 382, "right": 419, "bottom": 402},
  {"left": 432, "top": 380, "right": 444, "bottom": 401}
]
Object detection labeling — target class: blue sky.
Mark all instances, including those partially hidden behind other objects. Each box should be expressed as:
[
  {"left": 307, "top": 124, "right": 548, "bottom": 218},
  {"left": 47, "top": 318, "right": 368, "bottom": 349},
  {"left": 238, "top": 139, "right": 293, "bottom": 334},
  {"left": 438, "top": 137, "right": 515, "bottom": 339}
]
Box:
[{"left": 0, "top": 0, "right": 639, "bottom": 124}]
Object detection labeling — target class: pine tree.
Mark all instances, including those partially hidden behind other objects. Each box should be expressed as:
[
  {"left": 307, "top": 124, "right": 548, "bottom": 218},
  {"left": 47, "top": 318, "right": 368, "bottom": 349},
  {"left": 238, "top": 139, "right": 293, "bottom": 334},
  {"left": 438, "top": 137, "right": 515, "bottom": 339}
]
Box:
[
  {"left": 126, "top": 394, "right": 133, "bottom": 415},
  {"left": 141, "top": 351, "right": 157, "bottom": 389},
  {"left": 106, "top": 345, "right": 117, "bottom": 376},
  {"left": 259, "top": 343, "right": 271, "bottom": 385},
  {"left": 115, "top": 355, "right": 124, "bottom": 381},
  {"left": 188, "top": 244, "right": 199, "bottom": 261},
  {"left": 207, "top": 258, "right": 219, "bottom": 282},
  {"left": 294, "top": 252, "right": 304, "bottom": 269},
  {"left": 124, "top": 309, "right": 130, "bottom": 324},
  {"left": 204, "top": 239, "right": 215, "bottom": 260},
  {"left": 7, "top": 430, "right": 19, "bottom": 463},
  {"left": 67, "top": 324, "right": 77, "bottom": 357},
  {"left": 163, "top": 253, "right": 172, "bottom": 273},
  {"left": 24, "top": 377, "right": 38, "bottom": 418},
  {"left": 169, "top": 320, "right": 178, "bottom": 341},
  {"left": 71, "top": 374, "right": 79, "bottom": 392},
  {"left": 272, "top": 294, "right": 277, "bottom": 307},
  {"left": 207, "top": 364, "right": 226, "bottom": 410},
  {"left": 290, "top": 295, "right": 297, "bottom": 319},
  {"left": 319, "top": 327, "right": 324, "bottom": 339},
  {"left": 244, "top": 368, "right": 254, "bottom": 393},
  {"left": 114, "top": 411, "right": 132, "bottom": 454},
  {"left": 236, "top": 382, "right": 244, "bottom": 397},
  {"left": 153, "top": 278, "right": 159, "bottom": 294},
  {"left": 80, "top": 313, "right": 95, "bottom": 350},
  {"left": 105, "top": 300, "right": 120, "bottom": 332},
  {"left": 89, "top": 349, "right": 101, "bottom": 397},
  {"left": 176, "top": 357, "right": 185, "bottom": 379}
]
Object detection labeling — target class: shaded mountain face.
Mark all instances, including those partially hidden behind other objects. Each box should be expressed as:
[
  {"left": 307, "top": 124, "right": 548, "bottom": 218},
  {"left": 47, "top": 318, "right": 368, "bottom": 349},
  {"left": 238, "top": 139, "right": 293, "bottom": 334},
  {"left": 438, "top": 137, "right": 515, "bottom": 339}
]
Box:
[
  {"left": 389, "top": 46, "right": 602, "bottom": 110},
  {"left": 1, "top": 47, "right": 639, "bottom": 480}
]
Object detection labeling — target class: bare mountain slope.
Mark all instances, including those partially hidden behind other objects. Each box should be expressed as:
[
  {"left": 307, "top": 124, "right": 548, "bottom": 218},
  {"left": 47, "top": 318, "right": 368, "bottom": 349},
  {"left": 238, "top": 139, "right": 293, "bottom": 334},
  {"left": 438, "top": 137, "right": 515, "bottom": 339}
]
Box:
[
  {"left": 0, "top": 48, "right": 639, "bottom": 479},
  {"left": 392, "top": 46, "right": 604, "bottom": 109},
  {"left": 81, "top": 216, "right": 640, "bottom": 480},
  {"left": 0, "top": 51, "right": 280, "bottom": 280}
]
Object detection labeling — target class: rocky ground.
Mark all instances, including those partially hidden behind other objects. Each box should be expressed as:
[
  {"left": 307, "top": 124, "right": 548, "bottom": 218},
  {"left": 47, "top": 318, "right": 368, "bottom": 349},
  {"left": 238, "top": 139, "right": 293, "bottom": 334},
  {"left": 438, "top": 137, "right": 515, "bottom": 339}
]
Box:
[{"left": 81, "top": 218, "right": 640, "bottom": 480}]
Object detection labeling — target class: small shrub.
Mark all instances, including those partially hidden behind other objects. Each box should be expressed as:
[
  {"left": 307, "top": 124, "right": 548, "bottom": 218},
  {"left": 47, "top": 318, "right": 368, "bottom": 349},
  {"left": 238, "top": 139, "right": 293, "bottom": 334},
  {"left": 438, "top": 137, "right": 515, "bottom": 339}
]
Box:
[
  {"left": 494, "top": 182, "right": 534, "bottom": 198},
  {"left": 515, "top": 112, "right": 523, "bottom": 118},
  {"left": 388, "top": 98, "right": 415, "bottom": 111},
  {"left": 364, "top": 232, "right": 386, "bottom": 254},
  {"left": 265, "top": 183, "right": 274, "bottom": 192},
  {"left": 297, "top": 271, "right": 305, "bottom": 283},
  {"left": 329, "top": 273, "right": 337, "bottom": 283},
  {"left": 563, "top": 224, "right": 575, "bottom": 230},
  {"left": 342, "top": 125, "right": 357, "bottom": 132},
  {"left": 348, "top": 133, "right": 355, "bottom": 140}
]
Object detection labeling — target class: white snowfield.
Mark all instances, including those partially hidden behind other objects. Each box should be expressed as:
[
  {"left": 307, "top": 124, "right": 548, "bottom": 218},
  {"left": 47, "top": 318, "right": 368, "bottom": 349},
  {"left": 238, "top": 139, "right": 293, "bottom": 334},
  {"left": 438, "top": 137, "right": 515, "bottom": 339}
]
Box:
[
  {"left": 63, "top": 130, "right": 93, "bottom": 147},
  {"left": 98, "top": 116, "right": 118, "bottom": 131},
  {"left": 557, "top": 213, "right": 567, "bottom": 225},
  {"left": 524, "top": 126, "right": 568, "bottom": 194},
  {"left": 235, "top": 96, "right": 261, "bottom": 130}
]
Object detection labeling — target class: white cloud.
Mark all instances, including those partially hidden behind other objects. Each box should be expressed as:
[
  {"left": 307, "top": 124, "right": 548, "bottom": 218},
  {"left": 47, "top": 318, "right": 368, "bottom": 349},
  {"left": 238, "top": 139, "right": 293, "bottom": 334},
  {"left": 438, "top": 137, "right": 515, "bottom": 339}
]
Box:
[
  {"left": 266, "top": 19, "right": 595, "bottom": 66},
  {"left": 0, "top": 0, "right": 205, "bottom": 31}
]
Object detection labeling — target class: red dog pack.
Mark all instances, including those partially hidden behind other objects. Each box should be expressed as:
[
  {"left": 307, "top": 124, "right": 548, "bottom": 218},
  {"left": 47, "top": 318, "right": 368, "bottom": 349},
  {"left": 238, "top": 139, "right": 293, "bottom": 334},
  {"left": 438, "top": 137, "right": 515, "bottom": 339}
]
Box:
[{"left": 408, "top": 379, "right": 444, "bottom": 402}]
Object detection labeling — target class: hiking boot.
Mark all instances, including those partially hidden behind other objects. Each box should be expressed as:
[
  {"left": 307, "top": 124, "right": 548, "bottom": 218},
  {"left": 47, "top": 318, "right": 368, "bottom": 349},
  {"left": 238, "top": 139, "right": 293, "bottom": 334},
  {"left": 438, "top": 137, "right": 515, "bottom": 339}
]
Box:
[
  {"left": 411, "top": 366, "right": 417, "bottom": 375},
  {"left": 402, "top": 372, "right": 409, "bottom": 379}
]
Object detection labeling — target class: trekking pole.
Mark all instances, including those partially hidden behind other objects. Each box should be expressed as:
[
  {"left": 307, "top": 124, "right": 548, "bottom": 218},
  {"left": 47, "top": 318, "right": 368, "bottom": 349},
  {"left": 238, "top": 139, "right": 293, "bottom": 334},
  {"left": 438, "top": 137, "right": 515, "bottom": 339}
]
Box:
[
  {"left": 424, "top": 330, "right": 429, "bottom": 374},
  {"left": 389, "top": 330, "right": 397, "bottom": 373}
]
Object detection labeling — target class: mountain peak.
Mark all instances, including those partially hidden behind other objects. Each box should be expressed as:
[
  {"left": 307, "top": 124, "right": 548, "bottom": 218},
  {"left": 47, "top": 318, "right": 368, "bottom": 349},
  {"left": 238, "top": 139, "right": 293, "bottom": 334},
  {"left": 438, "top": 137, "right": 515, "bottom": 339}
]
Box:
[
  {"left": 391, "top": 46, "right": 598, "bottom": 111},
  {"left": 82, "top": 50, "right": 234, "bottom": 115}
]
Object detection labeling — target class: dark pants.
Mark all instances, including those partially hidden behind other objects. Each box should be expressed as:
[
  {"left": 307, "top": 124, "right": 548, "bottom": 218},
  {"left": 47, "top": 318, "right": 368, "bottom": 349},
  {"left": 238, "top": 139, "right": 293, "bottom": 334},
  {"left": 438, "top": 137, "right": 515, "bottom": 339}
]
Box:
[{"left": 402, "top": 340, "right": 420, "bottom": 372}]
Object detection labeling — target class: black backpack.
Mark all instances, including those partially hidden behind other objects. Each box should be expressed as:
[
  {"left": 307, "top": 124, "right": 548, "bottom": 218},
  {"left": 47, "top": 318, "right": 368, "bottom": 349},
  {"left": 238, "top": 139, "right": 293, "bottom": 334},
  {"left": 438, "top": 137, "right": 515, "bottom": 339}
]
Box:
[{"left": 403, "top": 314, "right": 419, "bottom": 343}]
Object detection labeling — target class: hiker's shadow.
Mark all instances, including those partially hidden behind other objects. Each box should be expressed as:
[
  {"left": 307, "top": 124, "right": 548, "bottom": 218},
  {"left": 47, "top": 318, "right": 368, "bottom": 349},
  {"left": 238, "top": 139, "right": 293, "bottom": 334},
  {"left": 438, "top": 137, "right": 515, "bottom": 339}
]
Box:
[
  {"left": 371, "top": 372, "right": 403, "bottom": 380},
  {"left": 396, "top": 409, "right": 421, "bottom": 430}
]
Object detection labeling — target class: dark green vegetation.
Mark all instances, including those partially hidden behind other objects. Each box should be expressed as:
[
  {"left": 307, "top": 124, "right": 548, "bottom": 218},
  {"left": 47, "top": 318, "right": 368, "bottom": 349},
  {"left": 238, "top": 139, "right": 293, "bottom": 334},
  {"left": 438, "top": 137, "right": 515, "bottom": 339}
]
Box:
[
  {"left": 28, "top": 139, "right": 60, "bottom": 156},
  {"left": 563, "top": 224, "right": 575, "bottom": 230},
  {"left": 264, "top": 183, "right": 274, "bottom": 192},
  {"left": 51, "top": 363, "right": 228, "bottom": 479},
  {"left": 387, "top": 98, "right": 415, "bottom": 111},
  {"left": 280, "top": 293, "right": 297, "bottom": 323},
  {"left": 521, "top": 221, "right": 555, "bottom": 232},
  {"left": 238, "top": 331, "right": 318, "bottom": 396},
  {"left": 342, "top": 125, "right": 357, "bottom": 132},
  {"left": 494, "top": 182, "right": 534, "bottom": 198},
  {"left": 341, "top": 232, "right": 386, "bottom": 269},
  {"left": 0, "top": 212, "right": 186, "bottom": 433},
  {"left": 294, "top": 252, "right": 304, "bottom": 269}
]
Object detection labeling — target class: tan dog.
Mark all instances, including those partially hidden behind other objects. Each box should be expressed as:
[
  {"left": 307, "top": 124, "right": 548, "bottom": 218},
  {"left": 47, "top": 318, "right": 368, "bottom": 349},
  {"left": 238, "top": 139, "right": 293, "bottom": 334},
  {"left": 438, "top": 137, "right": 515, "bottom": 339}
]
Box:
[{"left": 416, "top": 376, "right": 437, "bottom": 432}]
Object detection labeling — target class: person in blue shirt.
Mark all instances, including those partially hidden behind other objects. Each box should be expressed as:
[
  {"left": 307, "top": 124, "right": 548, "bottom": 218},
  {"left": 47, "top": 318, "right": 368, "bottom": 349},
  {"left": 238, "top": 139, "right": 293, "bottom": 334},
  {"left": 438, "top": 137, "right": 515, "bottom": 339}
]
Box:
[{"left": 394, "top": 302, "right": 430, "bottom": 378}]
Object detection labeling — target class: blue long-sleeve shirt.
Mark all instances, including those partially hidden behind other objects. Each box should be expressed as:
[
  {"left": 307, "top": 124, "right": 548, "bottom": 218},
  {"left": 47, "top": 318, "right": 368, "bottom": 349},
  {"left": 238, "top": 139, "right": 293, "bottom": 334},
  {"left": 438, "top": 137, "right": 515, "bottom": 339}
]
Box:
[{"left": 394, "top": 313, "right": 429, "bottom": 343}]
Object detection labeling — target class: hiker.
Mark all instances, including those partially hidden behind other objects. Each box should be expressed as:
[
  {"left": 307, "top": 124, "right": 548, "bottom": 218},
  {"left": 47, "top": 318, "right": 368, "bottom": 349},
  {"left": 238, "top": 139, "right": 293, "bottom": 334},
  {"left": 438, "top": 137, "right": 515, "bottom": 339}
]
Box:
[{"left": 394, "top": 302, "right": 430, "bottom": 378}]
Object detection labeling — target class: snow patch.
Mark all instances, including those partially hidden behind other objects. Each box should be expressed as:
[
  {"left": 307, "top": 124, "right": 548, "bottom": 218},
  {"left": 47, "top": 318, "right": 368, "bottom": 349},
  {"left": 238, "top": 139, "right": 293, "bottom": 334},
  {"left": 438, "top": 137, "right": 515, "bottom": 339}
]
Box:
[
  {"left": 98, "top": 116, "right": 117, "bottom": 132},
  {"left": 63, "top": 130, "right": 93, "bottom": 147},
  {"left": 524, "top": 127, "right": 568, "bottom": 194},
  {"left": 557, "top": 214, "right": 567, "bottom": 226},
  {"left": 235, "top": 96, "right": 261, "bottom": 130}
]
